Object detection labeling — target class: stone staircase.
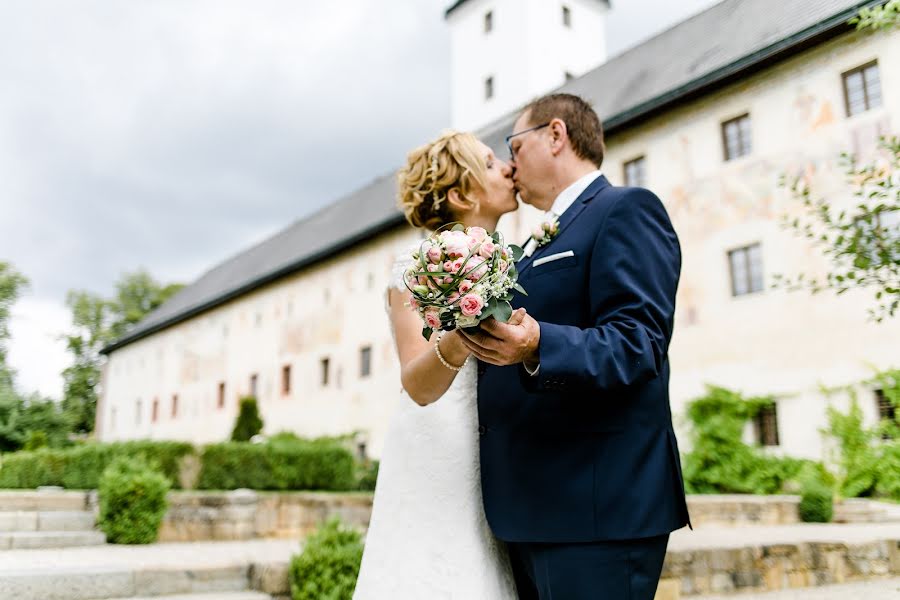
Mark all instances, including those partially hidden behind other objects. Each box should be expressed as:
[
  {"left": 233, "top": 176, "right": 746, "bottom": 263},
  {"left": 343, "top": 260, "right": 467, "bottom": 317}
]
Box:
[{"left": 0, "top": 488, "right": 106, "bottom": 549}]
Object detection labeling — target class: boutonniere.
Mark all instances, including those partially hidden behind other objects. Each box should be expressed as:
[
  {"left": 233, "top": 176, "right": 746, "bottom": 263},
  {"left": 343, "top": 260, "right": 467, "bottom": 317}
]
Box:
[{"left": 523, "top": 215, "right": 559, "bottom": 257}]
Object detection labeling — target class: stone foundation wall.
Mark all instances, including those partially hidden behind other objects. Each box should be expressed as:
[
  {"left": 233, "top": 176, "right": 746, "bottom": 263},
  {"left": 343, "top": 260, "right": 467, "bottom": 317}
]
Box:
[
  {"left": 657, "top": 539, "right": 900, "bottom": 598},
  {"left": 158, "top": 489, "right": 373, "bottom": 542},
  {"left": 686, "top": 495, "right": 800, "bottom": 527}
]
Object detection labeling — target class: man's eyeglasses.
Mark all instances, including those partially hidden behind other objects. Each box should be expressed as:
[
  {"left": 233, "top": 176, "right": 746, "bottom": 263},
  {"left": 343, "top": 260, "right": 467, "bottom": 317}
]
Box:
[{"left": 505, "top": 122, "right": 550, "bottom": 161}]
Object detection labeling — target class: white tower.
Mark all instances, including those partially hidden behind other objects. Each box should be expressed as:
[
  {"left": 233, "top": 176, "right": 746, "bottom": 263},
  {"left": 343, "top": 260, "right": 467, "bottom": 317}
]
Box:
[{"left": 445, "top": 0, "right": 610, "bottom": 131}]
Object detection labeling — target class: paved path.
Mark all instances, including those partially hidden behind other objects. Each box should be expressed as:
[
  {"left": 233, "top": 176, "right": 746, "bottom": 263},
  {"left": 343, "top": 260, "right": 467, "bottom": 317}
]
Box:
[
  {"left": 695, "top": 577, "right": 900, "bottom": 599},
  {"left": 668, "top": 522, "right": 900, "bottom": 550}
]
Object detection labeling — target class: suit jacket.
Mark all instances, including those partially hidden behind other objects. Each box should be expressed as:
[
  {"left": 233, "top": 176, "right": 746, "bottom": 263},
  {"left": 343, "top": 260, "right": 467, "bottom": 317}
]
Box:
[{"left": 477, "top": 174, "right": 691, "bottom": 543}]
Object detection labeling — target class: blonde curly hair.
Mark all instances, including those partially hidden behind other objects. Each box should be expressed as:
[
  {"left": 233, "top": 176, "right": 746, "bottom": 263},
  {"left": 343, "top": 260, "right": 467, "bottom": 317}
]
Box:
[{"left": 397, "top": 130, "right": 488, "bottom": 230}]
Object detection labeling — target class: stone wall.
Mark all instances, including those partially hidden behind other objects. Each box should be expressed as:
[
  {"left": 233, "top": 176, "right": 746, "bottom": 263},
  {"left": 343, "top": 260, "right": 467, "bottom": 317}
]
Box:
[
  {"left": 686, "top": 495, "right": 800, "bottom": 528},
  {"left": 158, "top": 489, "right": 373, "bottom": 542}
]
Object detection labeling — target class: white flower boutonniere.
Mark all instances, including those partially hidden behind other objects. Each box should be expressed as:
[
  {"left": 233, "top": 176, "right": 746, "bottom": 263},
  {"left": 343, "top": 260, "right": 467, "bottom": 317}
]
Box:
[{"left": 523, "top": 214, "right": 560, "bottom": 257}]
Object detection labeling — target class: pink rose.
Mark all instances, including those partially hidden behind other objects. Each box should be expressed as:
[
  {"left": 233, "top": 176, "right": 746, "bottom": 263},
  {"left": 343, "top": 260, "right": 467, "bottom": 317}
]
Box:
[
  {"left": 478, "top": 241, "right": 496, "bottom": 259},
  {"left": 459, "top": 293, "right": 484, "bottom": 317},
  {"left": 467, "top": 227, "right": 488, "bottom": 242},
  {"left": 464, "top": 256, "right": 488, "bottom": 281},
  {"left": 447, "top": 291, "right": 460, "bottom": 304},
  {"left": 459, "top": 280, "right": 473, "bottom": 294},
  {"left": 443, "top": 276, "right": 454, "bottom": 284},
  {"left": 427, "top": 263, "right": 440, "bottom": 273},
  {"left": 532, "top": 225, "right": 545, "bottom": 239},
  {"left": 424, "top": 309, "right": 441, "bottom": 329},
  {"left": 427, "top": 246, "right": 443, "bottom": 264},
  {"left": 408, "top": 296, "right": 419, "bottom": 308}
]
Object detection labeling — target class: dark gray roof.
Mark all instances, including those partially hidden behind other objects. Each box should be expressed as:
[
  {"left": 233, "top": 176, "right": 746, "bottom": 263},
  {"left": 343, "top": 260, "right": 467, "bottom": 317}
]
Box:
[{"left": 103, "top": 0, "right": 875, "bottom": 354}]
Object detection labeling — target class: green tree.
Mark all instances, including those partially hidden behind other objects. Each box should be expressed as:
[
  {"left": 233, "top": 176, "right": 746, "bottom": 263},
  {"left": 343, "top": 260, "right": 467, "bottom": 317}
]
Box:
[
  {"left": 231, "top": 396, "right": 264, "bottom": 442},
  {"left": 62, "top": 270, "right": 183, "bottom": 433},
  {"left": 0, "top": 262, "right": 29, "bottom": 391},
  {"left": 774, "top": 5, "right": 900, "bottom": 321},
  {"left": 850, "top": 0, "right": 900, "bottom": 31}
]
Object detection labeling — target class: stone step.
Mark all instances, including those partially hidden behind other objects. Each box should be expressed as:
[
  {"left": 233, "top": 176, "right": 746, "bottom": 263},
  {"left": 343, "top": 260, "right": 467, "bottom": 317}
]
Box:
[
  {"left": 0, "top": 564, "right": 253, "bottom": 600},
  {"left": 0, "top": 530, "right": 107, "bottom": 549},
  {"left": 0, "top": 510, "right": 97, "bottom": 532},
  {"left": 0, "top": 490, "right": 92, "bottom": 511}
]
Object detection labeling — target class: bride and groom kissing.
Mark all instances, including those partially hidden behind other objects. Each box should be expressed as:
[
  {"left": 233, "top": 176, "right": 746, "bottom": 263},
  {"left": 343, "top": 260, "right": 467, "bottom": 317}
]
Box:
[{"left": 353, "top": 93, "right": 691, "bottom": 599}]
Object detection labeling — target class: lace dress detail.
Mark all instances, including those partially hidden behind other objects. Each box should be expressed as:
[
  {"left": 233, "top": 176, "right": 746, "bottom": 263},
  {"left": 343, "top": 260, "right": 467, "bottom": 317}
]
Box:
[{"left": 353, "top": 246, "right": 517, "bottom": 599}]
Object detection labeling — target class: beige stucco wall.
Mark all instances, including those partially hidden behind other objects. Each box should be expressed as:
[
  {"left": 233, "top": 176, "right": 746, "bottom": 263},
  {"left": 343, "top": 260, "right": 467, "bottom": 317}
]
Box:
[{"left": 100, "top": 27, "right": 899, "bottom": 461}]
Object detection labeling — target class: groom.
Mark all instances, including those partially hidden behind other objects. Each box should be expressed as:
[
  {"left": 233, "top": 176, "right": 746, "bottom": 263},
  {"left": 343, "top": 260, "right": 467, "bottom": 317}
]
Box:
[{"left": 459, "top": 93, "right": 690, "bottom": 600}]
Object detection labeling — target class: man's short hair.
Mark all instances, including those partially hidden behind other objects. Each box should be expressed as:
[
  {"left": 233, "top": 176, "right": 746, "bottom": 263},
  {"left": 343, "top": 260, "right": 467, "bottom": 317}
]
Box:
[{"left": 522, "top": 93, "right": 605, "bottom": 168}]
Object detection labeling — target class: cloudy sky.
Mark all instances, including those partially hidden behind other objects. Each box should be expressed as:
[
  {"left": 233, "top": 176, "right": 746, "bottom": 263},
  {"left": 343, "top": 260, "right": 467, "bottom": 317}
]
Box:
[{"left": 2, "top": 0, "right": 721, "bottom": 399}]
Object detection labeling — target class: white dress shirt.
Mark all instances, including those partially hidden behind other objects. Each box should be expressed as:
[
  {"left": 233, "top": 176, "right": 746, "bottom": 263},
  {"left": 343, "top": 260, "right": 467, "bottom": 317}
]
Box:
[{"left": 524, "top": 169, "right": 603, "bottom": 376}]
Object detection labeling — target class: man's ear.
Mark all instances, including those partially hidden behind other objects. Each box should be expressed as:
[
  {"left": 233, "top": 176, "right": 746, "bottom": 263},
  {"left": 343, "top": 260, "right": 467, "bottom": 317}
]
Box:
[{"left": 548, "top": 118, "right": 567, "bottom": 157}]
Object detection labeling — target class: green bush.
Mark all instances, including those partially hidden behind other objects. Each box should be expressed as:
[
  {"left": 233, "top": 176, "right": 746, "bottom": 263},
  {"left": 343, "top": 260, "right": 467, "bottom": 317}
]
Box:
[
  {"left": 356, "top": 460, "right": 379, "bottom": 492},
  {"left": 23, "top": 430, "right": 48, "bottom": 451},
  {"left": 799, "top": 479, "right": 833, "bottom": 523},
  {"left": 681, "top": 386, "right": 808, "bottom": 495},
  {"left": 289, "top": 519, "right": 363, "bottom": 600},
  {"left": 0, "top": 441, "right": 194, "bottom": 489},
  {"left": 97, "top": 456, "right": 170, "bottom": 544},
  {"left": 231, "top": 396, "right": 263, "bottom": 442},
  {"left": 197, "top": 439, "right": 356, "bottom": 491}
]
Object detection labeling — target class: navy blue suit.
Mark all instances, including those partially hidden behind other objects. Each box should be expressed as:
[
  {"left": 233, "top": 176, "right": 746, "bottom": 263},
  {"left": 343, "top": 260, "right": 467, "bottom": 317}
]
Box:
[{"left": 477, "top": 175, "right": 690, "bottom": 598}]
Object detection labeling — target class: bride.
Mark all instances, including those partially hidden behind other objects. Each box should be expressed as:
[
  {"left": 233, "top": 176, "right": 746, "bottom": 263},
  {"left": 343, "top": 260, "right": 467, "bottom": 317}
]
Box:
[{"left": 353, "top": 130, "right": 521, "bottom": 598}]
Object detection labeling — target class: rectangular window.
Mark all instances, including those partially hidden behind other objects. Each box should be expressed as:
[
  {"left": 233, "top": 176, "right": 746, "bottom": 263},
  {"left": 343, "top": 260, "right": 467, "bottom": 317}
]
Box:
[
  {"left": 484, "top": 10, "right": 493, "bottom": 33},
  {"left": 728, "top": 243, "right": 763, "bottom": 297},
  {"left": 843, "top": 61, "right": 882, "bottom": 117},
  {"left": 282, "top": 365, "right": 291, "bottom": 395},
  {"left": 321, "top": 357, "right": 330, "bottom": 386},
  {"left": 250, "top": 374, "right": 258, "bottom": 398},
  {"left": 754, "top": 403, "right": 780, "bottom": 446},
  {"left": 722, "top": 114, "right": 752, "bottom": 161},
  {"left": 360, "top": 346, "right": 372, "bottom": 378},
  {"left": 171, "top": 394, "right": 178, "bottom": 418},
  {"left": 623, "top": 156, "right": 646, "bottom": 187},
  {"left": 562, "top": 5, "right": 572, "bottom": 27},
  {"left": 152, "top": 398, "right": 159, "bottom": 423},
  {"left": 217, "top": 382, "right": 225, "bottom": 409},
  {"left": 876, "top": 389, "right": 896, "bottom": 440},
  {"left": 135, "top": 399, "right": 142, "bottom": 425},
  {"left": 484, "top": 76, "right": 494, "bottom": 100}
]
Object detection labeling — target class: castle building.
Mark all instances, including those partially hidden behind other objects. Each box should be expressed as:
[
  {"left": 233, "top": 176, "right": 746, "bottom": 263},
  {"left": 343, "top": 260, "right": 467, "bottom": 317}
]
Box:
[{"left": 99, "top": 0, "right": 899, "bottom": 461}]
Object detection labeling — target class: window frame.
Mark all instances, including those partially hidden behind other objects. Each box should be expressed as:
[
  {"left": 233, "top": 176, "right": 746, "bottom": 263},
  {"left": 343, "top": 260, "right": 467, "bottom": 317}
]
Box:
[
  {"left": 842, "top": 61, "right": 881, "bottom": 117},
  {"left": 728, "top": 243, "right": 764, "bottom": 297},
  {"left": 721, "top": 113, "right": 752, "bottom": 161}
]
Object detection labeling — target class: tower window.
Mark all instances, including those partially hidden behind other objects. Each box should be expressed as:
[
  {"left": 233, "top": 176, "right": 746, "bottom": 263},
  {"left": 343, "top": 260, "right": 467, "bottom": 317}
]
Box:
[
  {"left": 484, "top": 10, "right": 493, "bottom": 33},
  {"left": 485, "top": 76, "right": 494, "bottom": 100},
  {"left": 282, "top": 364, "right": 292, "bottom": 395},
  {"left": 562, "top": 5, "right": 572, "bottom": 28}
]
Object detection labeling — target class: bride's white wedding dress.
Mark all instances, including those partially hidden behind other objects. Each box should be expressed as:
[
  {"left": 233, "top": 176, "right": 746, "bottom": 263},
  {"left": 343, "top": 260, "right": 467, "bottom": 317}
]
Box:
[{"left": 352, "top": 248, "right": 517, "bottom": 599}]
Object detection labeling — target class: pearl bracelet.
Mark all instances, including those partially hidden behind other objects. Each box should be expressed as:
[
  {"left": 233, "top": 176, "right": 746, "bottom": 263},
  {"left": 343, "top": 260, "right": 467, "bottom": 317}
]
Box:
[{"left": 434, "top": 332, "right": 469, "bottom": 372}]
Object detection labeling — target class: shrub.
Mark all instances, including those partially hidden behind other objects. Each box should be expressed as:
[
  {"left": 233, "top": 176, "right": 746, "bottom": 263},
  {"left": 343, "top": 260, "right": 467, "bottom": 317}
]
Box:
[
  {"left": 289, "top": 519, "right": 363, "bottom": 600},
  {"left": 0, "top": 441, "right": 194, "bottom": 489},
  {"left": 798, "top": 479, "right": 833, "bottom": 523},
  {"left": 97, "top": 456, "right": 170, "bottom": 544},
  {"left": 356, "top": 460, "right": 379, "bottom": 492},
  {"left": 197, "top": 439, "right": 356, "bottom": 491},
  {"left": 23, "top": 430, "right": 48, "bottom": 451},
  {"left": 231, "top": 396, "right": 263, "bottom": 442},
  {"left": 681, "top": 386, "right": 806, "bottom": 495}
]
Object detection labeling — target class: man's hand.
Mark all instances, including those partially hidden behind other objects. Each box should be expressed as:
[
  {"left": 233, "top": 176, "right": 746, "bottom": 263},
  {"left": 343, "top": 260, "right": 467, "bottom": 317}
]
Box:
[{"left": 458, "top": 308, "right": 540, "bottom": 367}]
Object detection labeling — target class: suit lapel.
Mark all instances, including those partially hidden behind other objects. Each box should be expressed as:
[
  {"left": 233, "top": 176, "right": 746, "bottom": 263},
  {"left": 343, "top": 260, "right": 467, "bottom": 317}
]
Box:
[{"left": 517, "top": 175, "right": 611, "bottom": 277}]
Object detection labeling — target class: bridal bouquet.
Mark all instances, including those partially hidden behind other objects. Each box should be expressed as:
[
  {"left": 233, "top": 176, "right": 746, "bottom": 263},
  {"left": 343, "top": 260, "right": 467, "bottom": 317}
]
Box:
[{"left": 404, "top": 224, "right": 526, "bottom": 340}]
